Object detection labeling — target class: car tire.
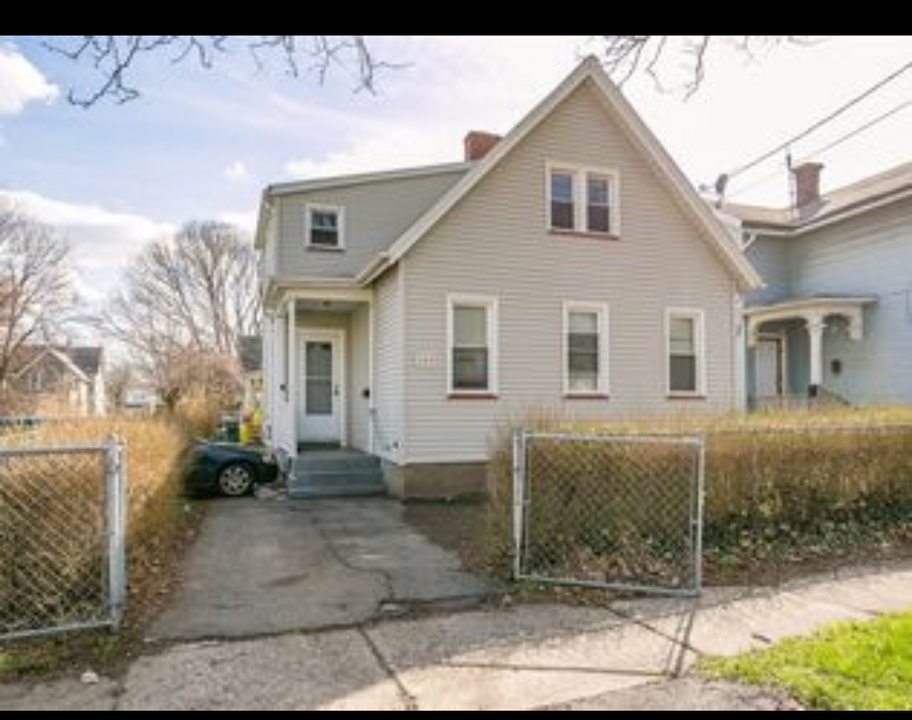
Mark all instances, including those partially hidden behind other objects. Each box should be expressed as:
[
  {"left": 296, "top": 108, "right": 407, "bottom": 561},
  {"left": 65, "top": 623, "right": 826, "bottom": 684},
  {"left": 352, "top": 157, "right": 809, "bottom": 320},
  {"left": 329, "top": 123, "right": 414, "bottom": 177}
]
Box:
[{"left": 218, "top": 463, "right": 255, "bottom": 497}]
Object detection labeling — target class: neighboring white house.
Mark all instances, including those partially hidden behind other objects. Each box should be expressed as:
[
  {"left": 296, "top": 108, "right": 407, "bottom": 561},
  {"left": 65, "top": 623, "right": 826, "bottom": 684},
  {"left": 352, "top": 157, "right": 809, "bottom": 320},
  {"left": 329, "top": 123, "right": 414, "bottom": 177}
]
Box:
[
  {"left": 8, "top": 345, "right": 106, "bottom": 417},
  {"left": 255, "top": 57, "right": 761, "bottom": 497},
  {"left": 723, "top": 161, "right": 912, "bottom": 408}
]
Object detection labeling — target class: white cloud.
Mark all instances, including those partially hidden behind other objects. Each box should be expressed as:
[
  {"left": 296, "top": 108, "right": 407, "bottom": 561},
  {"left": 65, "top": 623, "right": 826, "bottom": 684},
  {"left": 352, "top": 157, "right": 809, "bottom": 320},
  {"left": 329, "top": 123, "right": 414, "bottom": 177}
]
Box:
[
  {"left": 224, "top": 160, "right": 251, "bottom": 184},
  {"left": 0, "top": 45, "right": 58, "bottom": 116},
  {"left": 0, "top": 189, "right": 174, "bottom": 303},
  {"left": 284, "top": 124, "right": 464, "bottom": 179}
]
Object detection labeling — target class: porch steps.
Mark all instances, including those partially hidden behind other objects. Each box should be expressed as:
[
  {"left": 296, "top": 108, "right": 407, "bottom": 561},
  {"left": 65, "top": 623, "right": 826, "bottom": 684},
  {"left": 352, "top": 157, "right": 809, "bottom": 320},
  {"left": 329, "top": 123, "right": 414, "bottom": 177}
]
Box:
[{"left": 289, "top": 451, "right": 386, "bottom": 499}]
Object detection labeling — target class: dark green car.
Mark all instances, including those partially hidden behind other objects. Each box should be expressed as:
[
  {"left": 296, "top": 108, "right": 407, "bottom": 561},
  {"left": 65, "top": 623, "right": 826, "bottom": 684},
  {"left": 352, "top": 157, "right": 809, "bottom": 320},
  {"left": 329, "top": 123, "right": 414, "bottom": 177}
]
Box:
[{"left": 184, "top": 441, "right": 279, "bottom": 497}]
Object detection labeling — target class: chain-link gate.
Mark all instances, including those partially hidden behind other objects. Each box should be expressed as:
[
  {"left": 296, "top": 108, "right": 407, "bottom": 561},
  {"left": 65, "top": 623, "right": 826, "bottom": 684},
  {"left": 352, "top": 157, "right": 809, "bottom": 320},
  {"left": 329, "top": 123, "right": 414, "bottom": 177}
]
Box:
[
  {"left": 0, "top": 441, "right": 127, "bottom": 642},
  {"left": 513, "top": 431, "right": 704, "bottom": 597}
]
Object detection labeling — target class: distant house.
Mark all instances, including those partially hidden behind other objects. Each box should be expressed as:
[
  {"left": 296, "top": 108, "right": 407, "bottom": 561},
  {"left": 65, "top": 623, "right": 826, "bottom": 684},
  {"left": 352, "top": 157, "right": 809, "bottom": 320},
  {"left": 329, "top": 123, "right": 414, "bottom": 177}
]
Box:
[
  {"left": 9, "top": 345, "right": 107, "bottom": 417},
  {"left": 122, "top": 386, "right": 160, "bottom": 415},
  {"left": 255, "top": 57, "right": 761, "bottom": 497},
  {"left": 723, "top": 161, "right": 912, "bottom": 408}
]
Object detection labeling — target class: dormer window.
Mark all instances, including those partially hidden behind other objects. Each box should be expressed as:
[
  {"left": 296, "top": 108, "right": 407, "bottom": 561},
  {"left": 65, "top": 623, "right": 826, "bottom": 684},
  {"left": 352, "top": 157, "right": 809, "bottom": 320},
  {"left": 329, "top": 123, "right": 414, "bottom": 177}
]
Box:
[{"left": 306, "top": 204, "right": 344, "bottom": 249}]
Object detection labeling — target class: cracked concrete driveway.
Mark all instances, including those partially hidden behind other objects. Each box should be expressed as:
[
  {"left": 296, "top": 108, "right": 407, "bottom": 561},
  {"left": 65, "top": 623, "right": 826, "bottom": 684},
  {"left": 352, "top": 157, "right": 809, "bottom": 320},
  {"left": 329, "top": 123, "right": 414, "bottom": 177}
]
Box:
[{"left": 150, "top": 498, "right": 491, "bottom": 640}]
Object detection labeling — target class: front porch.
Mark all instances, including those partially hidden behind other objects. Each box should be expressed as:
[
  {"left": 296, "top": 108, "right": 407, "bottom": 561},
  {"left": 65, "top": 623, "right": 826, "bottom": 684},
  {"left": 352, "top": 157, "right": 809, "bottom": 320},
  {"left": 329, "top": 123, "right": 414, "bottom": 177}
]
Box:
[
  {"left": 744, "top": 296, "right": 877, "bottom": 409},
  {"left": 264, "top": 286, "right": 376, "bottom": 466}
]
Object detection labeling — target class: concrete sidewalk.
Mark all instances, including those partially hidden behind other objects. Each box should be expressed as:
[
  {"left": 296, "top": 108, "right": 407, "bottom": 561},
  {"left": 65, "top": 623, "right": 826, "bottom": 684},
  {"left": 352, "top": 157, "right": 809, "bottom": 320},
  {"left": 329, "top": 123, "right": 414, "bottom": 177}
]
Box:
[{"left": 2, "top": 561, "right": 911, "bottom": 710}]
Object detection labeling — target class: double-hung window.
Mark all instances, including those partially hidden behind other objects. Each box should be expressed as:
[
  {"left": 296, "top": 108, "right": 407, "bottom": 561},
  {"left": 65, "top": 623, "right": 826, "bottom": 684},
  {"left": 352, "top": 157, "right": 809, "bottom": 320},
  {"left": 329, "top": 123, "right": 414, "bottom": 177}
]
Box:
[
  {"left": 306, "top": 204, "right": 344, "bottom": 249},
  {"left": 548, "top": 164, "right": 619, "bottom": 235},
  {"left": 448, "top": 296, "right": 498, "bottom": 395},
  {"left": 564, "top": 303, "right": 609, "bottom": 396},
  {"left": 667, "top": 309, "right": 706, "bottom": 396}
]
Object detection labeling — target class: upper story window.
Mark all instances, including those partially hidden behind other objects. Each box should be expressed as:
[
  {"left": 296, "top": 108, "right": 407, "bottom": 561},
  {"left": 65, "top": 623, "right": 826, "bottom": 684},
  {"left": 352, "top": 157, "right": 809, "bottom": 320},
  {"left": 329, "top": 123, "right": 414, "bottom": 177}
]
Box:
[
  {"left": 306, "top": 204, "right": 344, "bottom": 249},
  {"left": 547, "top": 164, "right": 619, "bottom": 236}
]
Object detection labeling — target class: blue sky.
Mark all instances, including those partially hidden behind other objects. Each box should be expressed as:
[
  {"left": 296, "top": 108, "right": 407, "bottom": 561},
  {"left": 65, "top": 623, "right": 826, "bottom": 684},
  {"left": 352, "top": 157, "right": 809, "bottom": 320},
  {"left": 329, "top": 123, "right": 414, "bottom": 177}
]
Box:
[{"left": 2, "top": 36, "right": 911, "bottom": 305}]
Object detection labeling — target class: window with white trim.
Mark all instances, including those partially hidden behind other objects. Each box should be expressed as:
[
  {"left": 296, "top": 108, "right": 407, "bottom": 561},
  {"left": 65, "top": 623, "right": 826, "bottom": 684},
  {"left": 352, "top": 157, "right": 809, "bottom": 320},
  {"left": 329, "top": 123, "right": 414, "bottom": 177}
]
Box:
[
  {"left": 448, "top": 296, "right": 498, "bottom": 394},
  {"left": 306, "top": 204, "right": 344, "bottom": 248},
  {"left": 667, "top": 310, "right": 705, "bottom": 395},
  {"left": 548, "top": 164, "right": 619, "bottom": 235},
  {"left": 564, "top": 303, "right": 609, "bottom": 396}
]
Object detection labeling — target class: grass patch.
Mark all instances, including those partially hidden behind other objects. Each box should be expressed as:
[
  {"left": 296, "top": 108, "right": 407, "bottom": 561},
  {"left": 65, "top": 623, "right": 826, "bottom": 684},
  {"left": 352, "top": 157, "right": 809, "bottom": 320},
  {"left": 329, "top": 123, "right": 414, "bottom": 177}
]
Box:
[{"left": 703, "top": 612, "right": 912, "bottom": 711}]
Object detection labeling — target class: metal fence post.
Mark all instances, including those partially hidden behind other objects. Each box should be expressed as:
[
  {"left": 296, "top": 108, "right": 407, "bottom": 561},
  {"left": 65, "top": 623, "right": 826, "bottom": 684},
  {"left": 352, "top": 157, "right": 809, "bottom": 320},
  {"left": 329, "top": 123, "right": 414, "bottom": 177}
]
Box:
[
  {"left": 511, "top": 429, "right": 526, "bottom": 580},
  {"left": 693, "top": 436, "right": 706, "bottom": 596},
  {"left": 105, "top": 436, "right": 128, "bottom": 629}
]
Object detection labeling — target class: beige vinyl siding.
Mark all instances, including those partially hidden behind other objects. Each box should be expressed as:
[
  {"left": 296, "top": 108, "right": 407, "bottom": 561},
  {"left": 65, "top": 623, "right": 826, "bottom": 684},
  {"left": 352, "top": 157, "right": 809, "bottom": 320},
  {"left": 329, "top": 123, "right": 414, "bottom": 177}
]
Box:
[
  {"left": 277, "top": 171, "right": 465, "bottom": 278},
  {"left": 373, "top": 265, "right": 405, "bottom": 461},
  {"left": 401, "top": 80, "right": 738, "bottom": 463}
]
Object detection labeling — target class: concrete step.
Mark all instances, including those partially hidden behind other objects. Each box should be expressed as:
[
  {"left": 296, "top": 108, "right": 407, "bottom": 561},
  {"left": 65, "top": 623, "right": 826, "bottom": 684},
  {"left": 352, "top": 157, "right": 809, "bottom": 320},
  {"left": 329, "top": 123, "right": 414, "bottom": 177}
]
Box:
[
  {"left": 292, "top": 469, "right": 385, "bottom": 487},
  {"left": 289, "top": 482, "right": 386, "bottom": 499},
  {"left": 295, "top": 453, "right": 382, "bottom": 474}
]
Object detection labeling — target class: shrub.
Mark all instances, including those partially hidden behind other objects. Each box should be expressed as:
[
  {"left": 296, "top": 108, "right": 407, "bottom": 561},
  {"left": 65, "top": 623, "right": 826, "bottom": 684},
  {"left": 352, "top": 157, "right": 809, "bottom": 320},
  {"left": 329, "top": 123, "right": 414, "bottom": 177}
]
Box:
[{"left": 487, "top": 408, "right": 912, "bottom": 584}]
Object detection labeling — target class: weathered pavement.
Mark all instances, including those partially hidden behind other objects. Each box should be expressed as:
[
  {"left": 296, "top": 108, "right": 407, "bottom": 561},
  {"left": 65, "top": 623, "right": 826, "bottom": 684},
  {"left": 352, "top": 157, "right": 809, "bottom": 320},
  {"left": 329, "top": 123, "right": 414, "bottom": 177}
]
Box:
[
  {"left": 150, "top": 498, "right": 491, "bottom": 640},
  {"left": 2, "top": 560, "right": 911, "bottom": 710}
]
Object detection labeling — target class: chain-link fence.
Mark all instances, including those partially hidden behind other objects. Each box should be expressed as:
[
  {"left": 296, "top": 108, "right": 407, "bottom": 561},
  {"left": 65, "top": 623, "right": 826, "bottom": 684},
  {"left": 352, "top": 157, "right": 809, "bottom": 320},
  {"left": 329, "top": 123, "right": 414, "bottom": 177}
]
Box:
[
  {"left": 513, "top": 431, "right": 704, "bottom": 597},
  {"left": 0, "top": 441, "right": 127, "bottom": 643}
]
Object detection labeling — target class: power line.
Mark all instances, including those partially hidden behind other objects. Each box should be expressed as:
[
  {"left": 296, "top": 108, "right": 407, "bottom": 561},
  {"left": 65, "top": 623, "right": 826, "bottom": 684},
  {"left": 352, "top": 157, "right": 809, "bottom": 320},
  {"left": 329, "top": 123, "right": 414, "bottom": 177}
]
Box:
[
  {"left": 796, "top": 98, "right": 912, "bottom": 163},
  {"left": 727, "top": 58, "right": 912, "bottom": 181},
  {"left": 727, "top": 97, "right": 912, "bottom": 200}
]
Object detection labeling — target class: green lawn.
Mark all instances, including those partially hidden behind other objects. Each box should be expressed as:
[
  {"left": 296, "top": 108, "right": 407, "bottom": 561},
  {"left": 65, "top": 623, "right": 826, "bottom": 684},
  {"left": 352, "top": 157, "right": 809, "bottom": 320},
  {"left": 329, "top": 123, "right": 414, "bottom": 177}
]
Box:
[{"left": 703, "top": 612, "right": 912, "bottom": 711}]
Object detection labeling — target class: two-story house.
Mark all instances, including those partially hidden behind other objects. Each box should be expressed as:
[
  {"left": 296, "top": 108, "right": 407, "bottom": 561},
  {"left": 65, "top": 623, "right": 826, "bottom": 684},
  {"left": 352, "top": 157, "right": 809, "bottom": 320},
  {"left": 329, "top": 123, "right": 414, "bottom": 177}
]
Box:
[
  {"left": 255, "top": 57, "right": 761, "bottom": 498},
  {"left": 725, "top": 161, "right": 912, "bottom": 408}
]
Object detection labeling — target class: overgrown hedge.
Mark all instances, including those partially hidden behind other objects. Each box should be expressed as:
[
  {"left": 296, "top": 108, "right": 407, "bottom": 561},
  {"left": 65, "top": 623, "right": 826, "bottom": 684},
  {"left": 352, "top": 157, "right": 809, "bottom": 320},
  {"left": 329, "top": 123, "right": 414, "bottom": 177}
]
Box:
[{"left": 487, "top": 409, "right": 912, "bottom": 585}]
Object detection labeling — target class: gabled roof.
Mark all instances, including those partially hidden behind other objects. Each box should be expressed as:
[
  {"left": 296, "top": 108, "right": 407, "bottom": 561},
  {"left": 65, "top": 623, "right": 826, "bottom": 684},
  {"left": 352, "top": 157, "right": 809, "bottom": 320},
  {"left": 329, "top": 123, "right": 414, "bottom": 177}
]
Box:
[
  {"left": 11, "top": 346, "right": 93, "bottom": 384},
  {"left": 255, "top": 162, "right": 471, "bottom": 249},
  {"left": 359, "top": 56, "right": 762, "bottom": 291},
  {"left": 68, "top": 347, "right": 103, "bottom": 377},
  {"left": 725, "top": 161, "right": 912, "bottom": 234}
]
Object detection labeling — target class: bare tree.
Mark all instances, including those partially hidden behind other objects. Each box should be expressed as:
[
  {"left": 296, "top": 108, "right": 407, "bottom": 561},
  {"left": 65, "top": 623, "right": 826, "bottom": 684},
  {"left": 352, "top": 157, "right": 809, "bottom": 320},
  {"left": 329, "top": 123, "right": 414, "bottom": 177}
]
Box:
[
  {"left": 599, "top": 36, "right": 820, "bottom": 97},
  {"left": 99, "top": 221, "right": 260, "bottom": 408},
  {"left": 44, "top": 36, "right": 400, "bottom": 108},
  {"left": 0, "top": 205, "right": 75, "bottom": 396},
  {"left": 104, "top": 360, "right": 134, "bottom": 411}
]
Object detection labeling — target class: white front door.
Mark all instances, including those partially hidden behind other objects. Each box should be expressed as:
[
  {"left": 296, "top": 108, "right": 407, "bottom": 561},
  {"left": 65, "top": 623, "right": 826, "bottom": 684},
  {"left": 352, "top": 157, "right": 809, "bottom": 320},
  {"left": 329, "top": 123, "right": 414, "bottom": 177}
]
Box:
[
  {"left": 298, "top": 332, "right": 343, "bottom": 443},
  {"left": 754, "top": 337, "right": 784, "bottom": 398}
]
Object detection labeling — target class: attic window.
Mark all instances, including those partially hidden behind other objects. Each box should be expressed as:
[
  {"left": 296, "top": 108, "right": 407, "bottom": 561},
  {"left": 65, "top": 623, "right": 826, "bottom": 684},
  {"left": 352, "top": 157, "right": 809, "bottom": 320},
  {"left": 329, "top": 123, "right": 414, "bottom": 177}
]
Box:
[
  {"left": 547, "top": 163, "right": 620, "bottom": 236},
  {"left": 306, "top": 204, "right": 344, "bottom": 249}
]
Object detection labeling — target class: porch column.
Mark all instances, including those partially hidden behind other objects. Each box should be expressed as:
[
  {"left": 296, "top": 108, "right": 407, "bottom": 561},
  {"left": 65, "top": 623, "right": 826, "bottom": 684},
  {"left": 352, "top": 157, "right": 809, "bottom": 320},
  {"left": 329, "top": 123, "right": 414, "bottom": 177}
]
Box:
[
  {"left": 806, "top": 314, "right": 826, "bottom": 397},
  {"left": 288, "top": 298, "right": 297, "bottom": 445}
]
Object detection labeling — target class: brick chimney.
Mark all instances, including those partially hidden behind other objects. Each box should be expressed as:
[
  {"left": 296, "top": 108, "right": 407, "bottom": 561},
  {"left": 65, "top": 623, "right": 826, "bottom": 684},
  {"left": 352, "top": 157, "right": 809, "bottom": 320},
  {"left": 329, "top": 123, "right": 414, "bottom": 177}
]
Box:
[
  {"left": 791, "top": 162, "right": 824, "bottom": 210},
  {"left": 464, "top": 131, "right": 502, "bottom": 162}
]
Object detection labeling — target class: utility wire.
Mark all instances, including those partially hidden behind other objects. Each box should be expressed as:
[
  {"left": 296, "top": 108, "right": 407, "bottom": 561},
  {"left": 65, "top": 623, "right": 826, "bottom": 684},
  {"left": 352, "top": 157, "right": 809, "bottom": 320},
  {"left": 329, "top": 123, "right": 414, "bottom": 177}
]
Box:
[
  {"left": 795, "top": 98, "right": 912, "bottom": 164},
  {"left": 726, "top": 59, "right": 912, "bottom": 182},
  {"left": 725, "top": 96, "right": 912, "bottom": 200}
]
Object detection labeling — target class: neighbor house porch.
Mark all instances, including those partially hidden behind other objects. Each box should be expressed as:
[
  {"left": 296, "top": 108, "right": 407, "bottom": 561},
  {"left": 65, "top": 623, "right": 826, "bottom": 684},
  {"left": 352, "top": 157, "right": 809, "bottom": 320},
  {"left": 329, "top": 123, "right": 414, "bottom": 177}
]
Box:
[{"left": 744, "top": 296, "right": 877, "bottom": 410}]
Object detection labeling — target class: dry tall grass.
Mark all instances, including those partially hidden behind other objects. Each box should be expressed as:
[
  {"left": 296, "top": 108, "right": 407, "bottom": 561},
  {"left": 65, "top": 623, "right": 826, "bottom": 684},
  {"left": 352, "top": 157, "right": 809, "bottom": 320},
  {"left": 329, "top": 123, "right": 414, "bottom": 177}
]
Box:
[
  {"left": 1, "top": 417, "right": 193, "bottom": 629},
  {"left": 487, "top": 408, "right": 912, "bottom": 583}
]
